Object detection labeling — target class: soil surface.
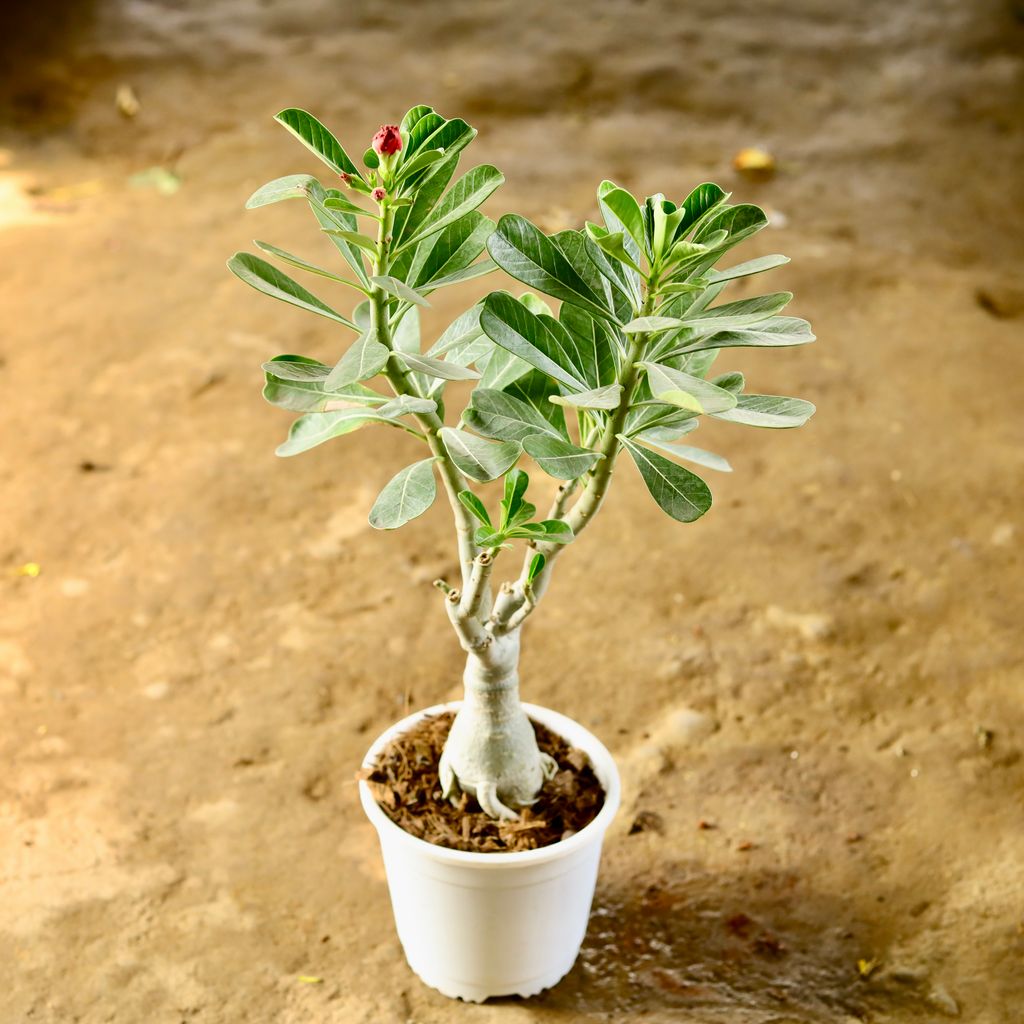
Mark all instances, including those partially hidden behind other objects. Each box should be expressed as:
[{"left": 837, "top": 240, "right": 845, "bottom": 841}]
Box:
[
  {"left": 362, "top": 712, "right": 604, "bottom": 852},
  {"left": 2, "top": 2, "right": 1023, "bottom": 1022}
]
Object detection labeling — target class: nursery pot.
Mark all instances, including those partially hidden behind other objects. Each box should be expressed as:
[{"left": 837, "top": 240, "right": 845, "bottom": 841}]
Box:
[{"left": 359, "top": 701, "right": 621, "bottom": 1002}]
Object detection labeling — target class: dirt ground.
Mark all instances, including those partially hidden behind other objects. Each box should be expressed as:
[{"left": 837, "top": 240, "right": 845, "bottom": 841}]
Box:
[{"left": 1, "top": 1, "right": 1022, "bottom": 1021}]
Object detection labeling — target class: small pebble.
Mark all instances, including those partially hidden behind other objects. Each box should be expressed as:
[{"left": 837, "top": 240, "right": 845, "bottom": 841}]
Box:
[
  {"left": 927, "top": 984, "right": 960, "bottom": 1016},
  {"left": 991, "top": 523, "right": 1014, "bottom": 546}
]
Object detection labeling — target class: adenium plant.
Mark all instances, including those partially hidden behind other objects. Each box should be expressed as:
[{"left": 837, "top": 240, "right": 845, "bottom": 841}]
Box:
[{"left": 229, "top": 106, "right": 815, "bottom": 820}]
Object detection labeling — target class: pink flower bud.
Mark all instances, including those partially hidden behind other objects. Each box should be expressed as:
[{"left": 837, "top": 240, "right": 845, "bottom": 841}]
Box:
[
  {"left": 372, "top": 124, "right": 402, "bottom": 157},
  {"left": 371, "top": 187, "right": 386, "bottom": 201},
  {"left": 338, "top": 171, "right": 351, "bottom": 185}
]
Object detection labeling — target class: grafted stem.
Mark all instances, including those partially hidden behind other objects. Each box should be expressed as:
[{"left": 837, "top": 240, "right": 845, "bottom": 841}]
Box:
[
  {"left": 492, "top": 285, "right": 660, "bottom": 627},
  {"left": 439, "top": 628, "right": 556, "bottom": 820},
  {"left": 369, "top": 204, "right": 480, "bottom": 589}
]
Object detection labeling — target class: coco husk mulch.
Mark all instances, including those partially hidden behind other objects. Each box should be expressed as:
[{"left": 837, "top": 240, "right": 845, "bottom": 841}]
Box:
[{"left": 360, "top": 711, "right": 605, "bottom": 853}]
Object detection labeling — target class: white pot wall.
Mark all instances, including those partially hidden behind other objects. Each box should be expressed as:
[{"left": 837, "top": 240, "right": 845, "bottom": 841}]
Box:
[{"left": 359, "top": 701, "right": 621, "bottom": 1002}]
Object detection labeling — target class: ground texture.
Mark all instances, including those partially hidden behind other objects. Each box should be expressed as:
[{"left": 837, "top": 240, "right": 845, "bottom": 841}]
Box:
[{"left": 1, "top": 2, "right": 1022, "bottom": 1022}]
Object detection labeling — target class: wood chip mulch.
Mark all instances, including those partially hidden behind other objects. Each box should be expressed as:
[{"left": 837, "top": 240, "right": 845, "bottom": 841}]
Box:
[{"left": 360, "top": 711, "right": 605, "bottom": 853}]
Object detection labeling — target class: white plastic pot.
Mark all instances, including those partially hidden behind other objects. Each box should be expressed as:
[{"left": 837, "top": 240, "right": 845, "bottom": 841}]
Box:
[{"left": 359, "top": 701, "right": 621, "bottom": 1002}]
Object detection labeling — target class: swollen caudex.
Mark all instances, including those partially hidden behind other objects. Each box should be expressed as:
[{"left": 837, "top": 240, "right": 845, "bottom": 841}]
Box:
[{"left": 439, "top": 629, "right": 556, "bottom": 820}]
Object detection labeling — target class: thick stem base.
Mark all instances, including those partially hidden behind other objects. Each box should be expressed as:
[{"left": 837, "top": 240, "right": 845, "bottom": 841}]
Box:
[{"left": 439, "top": 631, "right": 556, "bottom": 820}]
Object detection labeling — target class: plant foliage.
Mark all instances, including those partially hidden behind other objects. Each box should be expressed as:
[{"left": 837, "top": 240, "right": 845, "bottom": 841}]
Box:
[{"left": 229, "top": 106, "right": 816, "bottom": 622}]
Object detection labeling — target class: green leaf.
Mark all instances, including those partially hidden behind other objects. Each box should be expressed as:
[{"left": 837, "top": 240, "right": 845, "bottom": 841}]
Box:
[
  {"left": 551, "top": 229, "right": 624, "bottom": 308},
  {"left": 487, "top": 214, "right": 612, "bottom": 321},
  {"left": 673, "top": 316, "right": 815, "bottom": 354},
  {"left": 572, "top": 232, "right": 640, "bottom": 315},
  {"left": 261, "top": 355, "right": 339, "bottom": 382},
  {"left": 370, "top": 275, "right": 429, "bottom": 307},
  {"left": 502, "top": 369, "right": 568, "bottom": 437},
  {"left": 323, "top": 194, "right": 377, "bottom": 217},
  {"left": 711, "top": 370, "right": 745, "bottom": 393},
  {"left": 245, "top": 174, "right": 317, "bottom": 209},
  {"left": 398, "top": 165, "right": 504, "bottom": 252},
  {"left": 227, "top": 253, "right": 358, "bottom": 330},
  {"left": 640, "top": 438, "right": 733, "bottom": 473},
  {"left": 507, "top": 520, "right": 574, "bottom": 544},
  {"left": 649, "top": 389, "right": 703, "bottom": 414},
  {"left": 323, "top": 229, "right": 378, "bottom": 255},
  {"left": 674, "top": 183, "right": 729, "bottom": 239},
  {"left": 440, "top": 428, "right": 521, "bottom": 482},
  {"left": 640, "top": 362, "right": 738, "bottom": 414},
  {"left": 263, "top": 355, "right": 384, "bottom": 412},
  {"left": 254, "top": 240, "right": 355, "bottom": 285},
  {"left": 598, "top": 186, "right": 648, "bottom": 256},
  {"left": 277, "top": 408, "right": 386, "bottom": 456},
  {"left": 585, "top": 225, "right": 643, "bottom": 275},
  {"left": 558, "top": 303, "right": 622, "bottom": 387},
  {"left": 480, "top": 291, "right": 589, "bottom": 391},
  {"left": 478, "top": 345, "right": 533, "bottom": 391},
  {"left": 527, "top": 552, "right": 546, "bottom": 584},
  {"left": 274, "top": 108, "right": 362, "bottom": 179},
  {"left": 500, "top": 469, "right": 531, "bottom": 530},
  {"left": 392, "top": 152, "right": 459, "bottom": 249},
  {"left": 596, "top": 181, "right": 644, "bottom": 300},
  {"left": 326, "top": 330, "right": 389, "bottom": 387},
  {"left": 708, "top": 254, "right": 790, "bottom": 283},
  {"left": 427, "top": 305, "right": 490, "bottom": 365},
  {"left": 711, "top": 394, "right": 815, "bottom": 428},
  {"left": 549, "top": 383, "right": 622, "bottom": 410},
  {"left": 622, "top": 316, "right": 691, "bottom": 334},
  {"left": 428, "top": 261, "right": 496, "bottom": 289},
  {"left": 682, "top": 349, "right": 720, "bottom": 379},
  {"left": 401, "top": 105, "right": 437, "bottom": 139},
  {"left": 465, "top": 389, "right": 564, "bottom": 443},
  {"left": 626, "top": 399, "right": 700, "bottom": 438},
  {"left": 678, "top": 292, "right": 792, "bottom": 332},
  {"left": 522, "top": 434, "right": 603, "bottom": 480},
  {"left": 395, "top": 147, "right": 447, "bottom": 184},
  {"left": 362, "top": 147, "right": 379, "bottom": 169},
  {"left": 694, "top": 203, "right": 768, "bottom": 249},
  {"left": 660, "top": 280, "right": 707, "bottom": 296},
  {"left": 368, "top": 459, "right": 437, "bottom": 530},
  {"left": 640, "top": 420, "right": 698, "bottom": 442},
  {"left": 474, "top": 527, "right": 510, "bottom": 548},
  {"left": 392, "top": 306, "right": 420, "bottom": 353},
  {"left": 398, "top": 351, "right": 480, "bottom": 381},
  {"left": 458, "top": 490, "right": 492, "bottom": 528},
  {"left": 619, "top": 436, "right": 713, "bottom": 523},
  {"left": 408, "top": 213, "right": 494, "bottom": 290},
  {"left": 407, "top": 114, "right": 476, "bottom": 161},
  {"left": 307, "top": 182, "right": 371, "bottom": 288},
  {"left": 374, "top": 395, "right": 437, "bottom": 419}
]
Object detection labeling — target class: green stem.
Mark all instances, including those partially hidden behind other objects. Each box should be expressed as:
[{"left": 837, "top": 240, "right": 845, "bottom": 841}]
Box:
[
  {"left": 370, "top": 204, "right": 480, "bottom": 590},
  {"left": 496, "top": 282, "right": 660, "bottom": 622}
]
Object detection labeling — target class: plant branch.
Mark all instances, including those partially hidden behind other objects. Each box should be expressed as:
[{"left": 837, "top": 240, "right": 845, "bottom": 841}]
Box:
[
  {"left": 492, "top": 284, "right": 661, "bottom": 628},
  {"left": 369, "top": 202, "right": 481, "bottom": 589},
  {"left": 443, "top": 588, "right": 490, "bottom": 651},
  {"left": 461, "top": 550, "right": 495, "bottom": 620}
]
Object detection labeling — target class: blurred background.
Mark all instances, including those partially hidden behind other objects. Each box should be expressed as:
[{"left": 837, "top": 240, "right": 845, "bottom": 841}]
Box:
[{"left": 1, "top": 2, "right": 1022, "bottom": 1022}]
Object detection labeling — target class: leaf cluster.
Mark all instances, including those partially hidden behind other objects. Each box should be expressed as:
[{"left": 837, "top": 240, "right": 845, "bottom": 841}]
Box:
[{"left": 228, "top": 105, "right": 816, "bottom": 545}]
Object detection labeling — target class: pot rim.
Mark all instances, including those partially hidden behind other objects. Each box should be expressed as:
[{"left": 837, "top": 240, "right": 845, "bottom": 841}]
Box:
[{"left": 359, "top": 701, "right": 621, "bottom": 869}]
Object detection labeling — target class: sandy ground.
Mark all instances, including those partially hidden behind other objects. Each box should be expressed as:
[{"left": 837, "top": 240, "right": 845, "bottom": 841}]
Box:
[{"left": 1, "top": 1, "right": 1023, "bottom": 1021}]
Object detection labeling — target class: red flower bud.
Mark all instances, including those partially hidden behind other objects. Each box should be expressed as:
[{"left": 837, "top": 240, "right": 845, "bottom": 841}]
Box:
[
  {"left": 372, "top": 124, "right": 402, "bottom": 157},
  {"left": 338, "top": 171, "right": 351, "bottom": 184},
  {"left": 371, "top": 187, "right": 386, "bottom": 201}
]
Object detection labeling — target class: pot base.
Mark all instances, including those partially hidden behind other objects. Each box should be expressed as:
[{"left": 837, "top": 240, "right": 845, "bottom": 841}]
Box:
[
  {"left": 406, "top": 960, "right": 577, "bottom": 1003},
  {"left": 360, "top": 702, "right": 620, "bottom": 1002}
]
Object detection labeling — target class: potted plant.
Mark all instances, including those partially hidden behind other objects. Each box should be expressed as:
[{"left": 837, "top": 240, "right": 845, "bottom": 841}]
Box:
[{"left": 228, "top": 105, "right": 815, "bottom": 1001}]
